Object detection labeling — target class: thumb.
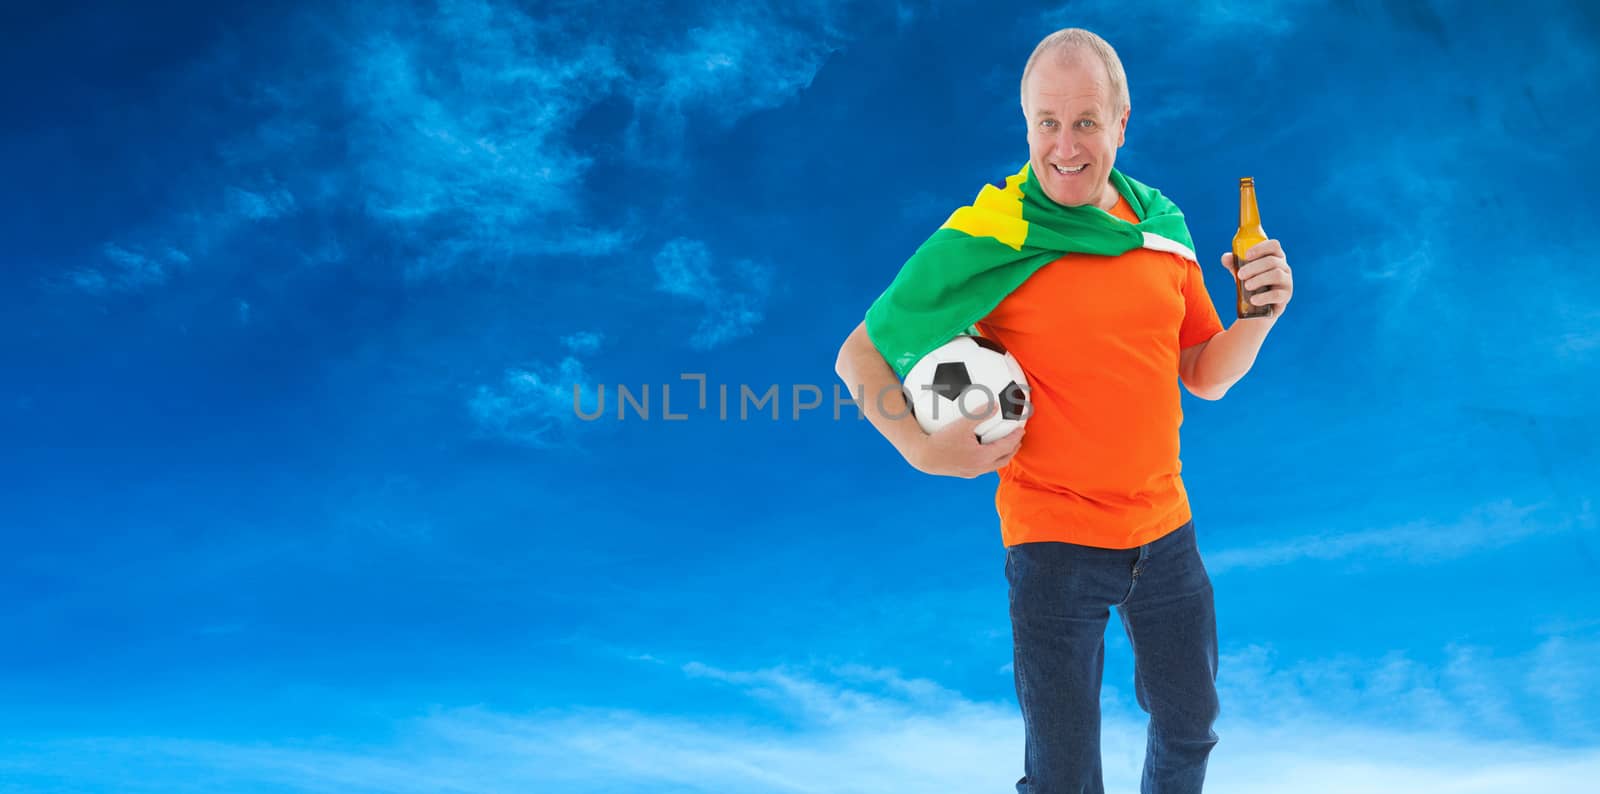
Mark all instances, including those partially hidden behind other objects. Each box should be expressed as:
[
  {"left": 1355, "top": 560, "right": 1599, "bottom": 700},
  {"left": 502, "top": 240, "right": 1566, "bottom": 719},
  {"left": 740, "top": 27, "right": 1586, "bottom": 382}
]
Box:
[{"left": 1221, "top": 252, "right": 1237, "bottom": 274}]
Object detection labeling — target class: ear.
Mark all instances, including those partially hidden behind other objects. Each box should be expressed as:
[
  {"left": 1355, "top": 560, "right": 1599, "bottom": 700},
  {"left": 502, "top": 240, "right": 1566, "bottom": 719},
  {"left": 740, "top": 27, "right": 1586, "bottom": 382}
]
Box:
[{"left": 1115, "top": 105, "right": 1131, "bottom": 148}]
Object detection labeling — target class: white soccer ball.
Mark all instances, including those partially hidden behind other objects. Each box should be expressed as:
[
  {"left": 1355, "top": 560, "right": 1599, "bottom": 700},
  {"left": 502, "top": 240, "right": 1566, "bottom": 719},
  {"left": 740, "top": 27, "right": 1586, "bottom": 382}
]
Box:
[{"left": 901, "top": 334, "right": 1031, "bottom": 444}]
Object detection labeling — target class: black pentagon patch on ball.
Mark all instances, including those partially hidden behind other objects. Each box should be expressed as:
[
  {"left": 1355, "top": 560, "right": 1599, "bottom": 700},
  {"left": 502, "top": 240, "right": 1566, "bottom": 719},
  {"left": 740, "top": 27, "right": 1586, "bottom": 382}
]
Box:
[
  {"left": 999, "top": 381, "right": 1027, "bottom": 420},
  {"left": 930, "top": 362, "right": 972, "bottom": 401},
  {"left": 970, "top": 335, "right": 1007, "bottom": 354}
]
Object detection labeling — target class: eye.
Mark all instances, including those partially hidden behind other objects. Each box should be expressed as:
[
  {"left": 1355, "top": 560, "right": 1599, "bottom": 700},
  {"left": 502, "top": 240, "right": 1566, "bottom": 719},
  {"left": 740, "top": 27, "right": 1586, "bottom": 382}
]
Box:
[
  {"left": 1039, "top": 119, "right": 1058, "bottom": 130},
  {"left": 1077, "top": 119, "right": 1097, "bottom": 129}
]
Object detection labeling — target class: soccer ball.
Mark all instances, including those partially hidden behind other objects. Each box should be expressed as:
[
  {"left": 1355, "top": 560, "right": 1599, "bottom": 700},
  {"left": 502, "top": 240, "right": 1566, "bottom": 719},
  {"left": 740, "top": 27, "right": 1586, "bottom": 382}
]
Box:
[{"left": 901, "top": 334, "right": 1030, "bottom": 444}]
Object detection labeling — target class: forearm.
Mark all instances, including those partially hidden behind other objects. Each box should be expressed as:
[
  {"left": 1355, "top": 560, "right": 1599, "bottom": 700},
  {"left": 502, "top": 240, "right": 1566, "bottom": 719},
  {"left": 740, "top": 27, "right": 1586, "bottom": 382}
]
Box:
[
  {"left": 834, "top": 323, "right": 926, "bottom": 463},
  {"left": 1192, "top": 315, "right": 1276, "bottom": 398}
]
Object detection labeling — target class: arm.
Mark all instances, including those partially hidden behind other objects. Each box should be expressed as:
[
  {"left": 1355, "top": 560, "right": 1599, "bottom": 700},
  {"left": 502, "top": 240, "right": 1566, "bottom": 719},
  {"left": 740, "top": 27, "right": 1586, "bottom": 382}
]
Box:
[
  {"left": 834, "top": 321, "right": 930, "bottom": 461},
  {"left": 1180, "top": 240, "right": 1295, "bottom": 400},
  {"left": 1179, "top": 316, "right": 1275, "bottom": 400},
  {"left": 834, "top": 321, "right": 1023, "bottom": 478}
]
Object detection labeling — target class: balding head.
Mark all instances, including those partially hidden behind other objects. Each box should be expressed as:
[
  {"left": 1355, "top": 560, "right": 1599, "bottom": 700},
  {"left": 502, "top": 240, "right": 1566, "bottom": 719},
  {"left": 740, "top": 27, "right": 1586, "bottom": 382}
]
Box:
[{"left": 1020, "top": 28, "right": 1130, "bottom": 118}]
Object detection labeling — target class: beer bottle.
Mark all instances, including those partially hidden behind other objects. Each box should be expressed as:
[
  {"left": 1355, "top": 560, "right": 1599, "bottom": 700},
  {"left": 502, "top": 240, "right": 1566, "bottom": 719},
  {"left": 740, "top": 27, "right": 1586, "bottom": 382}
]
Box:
[{"left": 1232, "top": 177, "right": 1275, "bottom": 319}]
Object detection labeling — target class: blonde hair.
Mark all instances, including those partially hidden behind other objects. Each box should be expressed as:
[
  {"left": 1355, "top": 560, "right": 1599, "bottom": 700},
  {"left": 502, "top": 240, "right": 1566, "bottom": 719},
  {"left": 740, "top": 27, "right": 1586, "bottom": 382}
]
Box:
[{"left": 1020, "top": 28, "right": 1130, "bottom": 116}]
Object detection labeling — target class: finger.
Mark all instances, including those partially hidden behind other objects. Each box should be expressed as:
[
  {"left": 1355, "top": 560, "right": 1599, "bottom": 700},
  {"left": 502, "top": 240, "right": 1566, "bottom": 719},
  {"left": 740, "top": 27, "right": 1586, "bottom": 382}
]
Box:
[
  {"left": 1244, "top": 269, "right": 1291, "bottom": 291},
  {"left": 972, "top": 427, "right": 1022, "bottom": 453},
  {"left": 1220, "top": 252, "right": 1236, "bottom": 274},
  {"left": 1250, "top": 288, "right": 1292, "bottom": 306},
  {"left": 1235, "top": 255, "right": 1280, "bottom": 280},
  {"left": 1236, "top": 255, "right": 1287, "bottom": 281},
  {"left": 1245, "top": 238, "right": 1284, "bottom": 261},
  {"left": 995, "top": 428, "right": 1025, "bottom": 451}
]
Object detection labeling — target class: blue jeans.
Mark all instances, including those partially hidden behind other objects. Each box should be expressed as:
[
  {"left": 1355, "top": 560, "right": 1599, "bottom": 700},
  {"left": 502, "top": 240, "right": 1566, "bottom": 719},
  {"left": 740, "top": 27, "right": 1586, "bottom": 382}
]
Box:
[{"left": 1006, "top": 520, "right": 1219, "bottom": 794}]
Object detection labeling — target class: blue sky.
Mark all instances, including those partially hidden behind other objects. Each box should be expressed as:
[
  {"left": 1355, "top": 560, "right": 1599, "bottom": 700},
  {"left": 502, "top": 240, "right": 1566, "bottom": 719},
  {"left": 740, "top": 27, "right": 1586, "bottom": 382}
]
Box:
[{"left": 2, "top": 0, "right": 1598, "bottom": 791}]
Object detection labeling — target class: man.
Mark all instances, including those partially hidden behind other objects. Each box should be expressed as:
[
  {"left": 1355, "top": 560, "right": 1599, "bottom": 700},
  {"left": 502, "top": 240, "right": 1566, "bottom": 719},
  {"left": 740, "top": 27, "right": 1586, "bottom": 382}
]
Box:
[{"left": 833, "top": 28, "right": 1294, "bottom": 794}]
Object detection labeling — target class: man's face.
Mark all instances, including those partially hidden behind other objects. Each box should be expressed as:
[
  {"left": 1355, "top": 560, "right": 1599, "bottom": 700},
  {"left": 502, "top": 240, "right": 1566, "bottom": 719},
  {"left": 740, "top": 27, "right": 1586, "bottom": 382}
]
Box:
[{"left": 1023, "top": 51, "right": 1129, "bottom": 210}]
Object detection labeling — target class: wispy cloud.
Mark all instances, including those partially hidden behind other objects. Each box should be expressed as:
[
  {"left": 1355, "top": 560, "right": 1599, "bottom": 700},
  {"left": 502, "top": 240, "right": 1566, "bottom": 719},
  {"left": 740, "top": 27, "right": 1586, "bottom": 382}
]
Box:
[
  {"left": 466, "top": 329, "right": 608, "bottom": 447},
  {"left": 224, "top": 185, "right": 297, "bottom": 221},
  {"left": 338, "top": 1, "right": 632, "bottom": 278},
  {"left": 1205, "top": 499, "right": 1557, "bottom": 575},
  {"left": 468, "top": 354, "right": 599, "bottom": 448},
  {"left": 653, "top": 238, "right": 775, "bottom": 350},
  {"left": 7, "top": 646, "right": 1600, "bottom": 793},
  {"left": 636, "top": 4, "right": 846, "bottom": 152},
  {"left": 1220, "top": 634, "right": 1600, "bottom": 744},
  {"left": 66, "top": 169, "right": 310, "bottom": 295},
  {"left": 68, "top": 243, "right": 191, "bottom": 295},
  {"left": 1527, "top": 635, "right": 1600, "bottom": 736},
  {"left": 76, "top": 0, "right": 845, "bottom": 298},
  {"left": 559, "top": 331, "right": 604, "bottom": 355},
  {"left": 1038, "top": 0, "right": 1315, "bottom": 44},
  {"left": 1289, "top": 3, "right": 1600, "bottom": 413},
  {"left": 69, "top": 165, "right": 313, "bottom": 293},
  {"left": 1556, "top": 323, "right": 1600, "bottom": 359}
]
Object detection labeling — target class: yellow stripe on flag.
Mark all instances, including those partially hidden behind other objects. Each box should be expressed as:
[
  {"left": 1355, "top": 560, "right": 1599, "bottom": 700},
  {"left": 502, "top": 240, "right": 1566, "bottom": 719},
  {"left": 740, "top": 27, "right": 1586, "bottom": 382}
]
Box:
[
  {"left": 940, "top": 206, "right": 1028, "bottom": 250},
  {"left": 938, "top": 166, "right": 1030, "bottom": 250}
]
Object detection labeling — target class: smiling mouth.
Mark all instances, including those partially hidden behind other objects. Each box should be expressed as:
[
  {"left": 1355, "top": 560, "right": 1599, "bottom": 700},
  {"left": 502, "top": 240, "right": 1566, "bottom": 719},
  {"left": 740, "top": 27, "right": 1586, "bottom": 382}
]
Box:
[{"left": 1052, "top": 163, "right": 1087, "bottom": 175}]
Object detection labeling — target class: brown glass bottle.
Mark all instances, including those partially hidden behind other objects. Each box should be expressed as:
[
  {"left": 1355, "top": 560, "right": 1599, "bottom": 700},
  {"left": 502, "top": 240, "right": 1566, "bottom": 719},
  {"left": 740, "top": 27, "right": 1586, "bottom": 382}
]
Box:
[{"left": 1232, "top": 177, "right": 1275, "bottom": 319}]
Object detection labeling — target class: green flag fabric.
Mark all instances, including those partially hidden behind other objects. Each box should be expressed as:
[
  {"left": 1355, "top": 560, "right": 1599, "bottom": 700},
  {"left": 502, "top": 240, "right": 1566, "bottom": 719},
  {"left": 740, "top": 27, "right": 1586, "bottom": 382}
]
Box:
[{"left": 865, "top": 163, "right": 1198, "bottom": 377}]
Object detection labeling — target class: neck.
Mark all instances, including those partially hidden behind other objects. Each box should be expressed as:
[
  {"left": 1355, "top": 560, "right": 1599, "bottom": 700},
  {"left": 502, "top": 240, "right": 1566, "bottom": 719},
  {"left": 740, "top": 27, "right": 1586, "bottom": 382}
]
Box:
[{"left": 1093, "top": 180, "right": 1119, "bottom": 211}]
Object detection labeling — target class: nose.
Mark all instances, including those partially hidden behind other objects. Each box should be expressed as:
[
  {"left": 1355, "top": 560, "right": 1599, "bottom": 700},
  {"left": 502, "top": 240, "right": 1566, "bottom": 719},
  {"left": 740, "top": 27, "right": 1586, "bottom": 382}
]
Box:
[{"left": 1050, "top": 127, "right": 1079, "bottom": 158}]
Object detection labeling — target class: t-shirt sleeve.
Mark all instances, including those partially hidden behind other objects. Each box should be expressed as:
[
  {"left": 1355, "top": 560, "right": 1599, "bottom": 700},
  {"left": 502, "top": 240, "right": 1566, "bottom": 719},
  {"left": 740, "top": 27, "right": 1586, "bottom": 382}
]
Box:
[{"left": 1179, "top": 258, "right": 1225, "bottom": 349}]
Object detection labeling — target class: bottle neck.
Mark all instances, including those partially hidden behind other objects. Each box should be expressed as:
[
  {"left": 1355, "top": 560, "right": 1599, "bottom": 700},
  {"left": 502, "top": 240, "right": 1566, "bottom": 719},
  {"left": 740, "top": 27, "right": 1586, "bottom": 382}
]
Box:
[{"left": 1239, "top": 182, "right": 1261, "bottom": 228}]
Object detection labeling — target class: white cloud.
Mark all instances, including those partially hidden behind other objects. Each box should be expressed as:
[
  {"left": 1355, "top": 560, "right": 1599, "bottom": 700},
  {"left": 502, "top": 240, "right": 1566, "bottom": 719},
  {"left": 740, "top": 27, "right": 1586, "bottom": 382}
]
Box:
[
  {"left": 644, "top": 6, "right": 844, "bottom": 133},
  {"left": 9, "top": 646, "right": 1600, "bottom": 793},
  {"left": 559, "top": 331, "right": 604, "bottom": 355},
  {"left": 224, "top": 185, "right": 297, "bottom": 221},
  {"left": 1038, "top": 0, "right": 1315, "bottom": 43},
  {"left": 468, "top": 355, "right": 600, "bottom": 448},
  {"left": 71, "top": 179, "right": 291, "bottom": 296},
  {"left": 68, "top": 0, "right": 838, "bottom": 367},
  {"left": 1557, "top": 326, "right": 1600, "bottom": 358},
  {"left": 338, "top": 2, "right": 630, "bottom": 278},
  {"left": 653, "top": 238, "right": 775, "bottom": 350},
  {"left": 1205, "top": 499, "right": 1556, "bottom": 575},
  {"left": 67, "top": 243, "right": 192, "bottom": 295},
  {"left": 328, "top": 0, "right": 843, "bottom": 277},
  {"left": 654, "top": 238, "right": 721, "bottom": 302},
  {"left": 1218, "top": 635, "right": 1600, "bottom": 744},
  {"left": 1526, "top": 635, "right": 1600, "bottom": 741}
]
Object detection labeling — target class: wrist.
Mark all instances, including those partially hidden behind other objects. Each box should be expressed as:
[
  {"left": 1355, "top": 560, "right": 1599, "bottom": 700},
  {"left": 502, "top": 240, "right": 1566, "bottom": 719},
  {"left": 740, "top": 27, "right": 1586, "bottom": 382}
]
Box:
[
  {"left": 1229, "top": 312, "right": 1278, "bottom": 336},
  {"left": 896, "top": 432, "right": 931, "bottom": 472}
]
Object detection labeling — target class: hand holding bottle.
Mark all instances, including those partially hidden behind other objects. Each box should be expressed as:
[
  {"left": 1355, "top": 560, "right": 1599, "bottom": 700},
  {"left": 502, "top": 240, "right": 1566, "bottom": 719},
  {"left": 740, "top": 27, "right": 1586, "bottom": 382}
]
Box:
[
  {"left": 1223, "top": 239, "right": 1294, "bottom": 317},
  {"left": 1229, "top": 177, "right": 1293, "bottom": 318}
]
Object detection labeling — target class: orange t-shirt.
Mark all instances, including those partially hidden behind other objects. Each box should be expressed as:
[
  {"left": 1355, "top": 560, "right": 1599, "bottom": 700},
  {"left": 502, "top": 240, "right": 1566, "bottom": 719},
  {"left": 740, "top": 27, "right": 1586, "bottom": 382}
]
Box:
[{"left": 975, "top": 193, "right": 1224, "bottom": 549}]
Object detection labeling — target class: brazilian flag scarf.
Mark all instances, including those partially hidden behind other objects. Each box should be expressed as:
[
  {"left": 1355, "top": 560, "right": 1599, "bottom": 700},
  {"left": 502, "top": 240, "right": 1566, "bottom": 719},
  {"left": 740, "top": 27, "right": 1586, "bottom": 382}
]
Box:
[{"left": 865, "top": 163, "right": 1197, "bottom": 377}]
